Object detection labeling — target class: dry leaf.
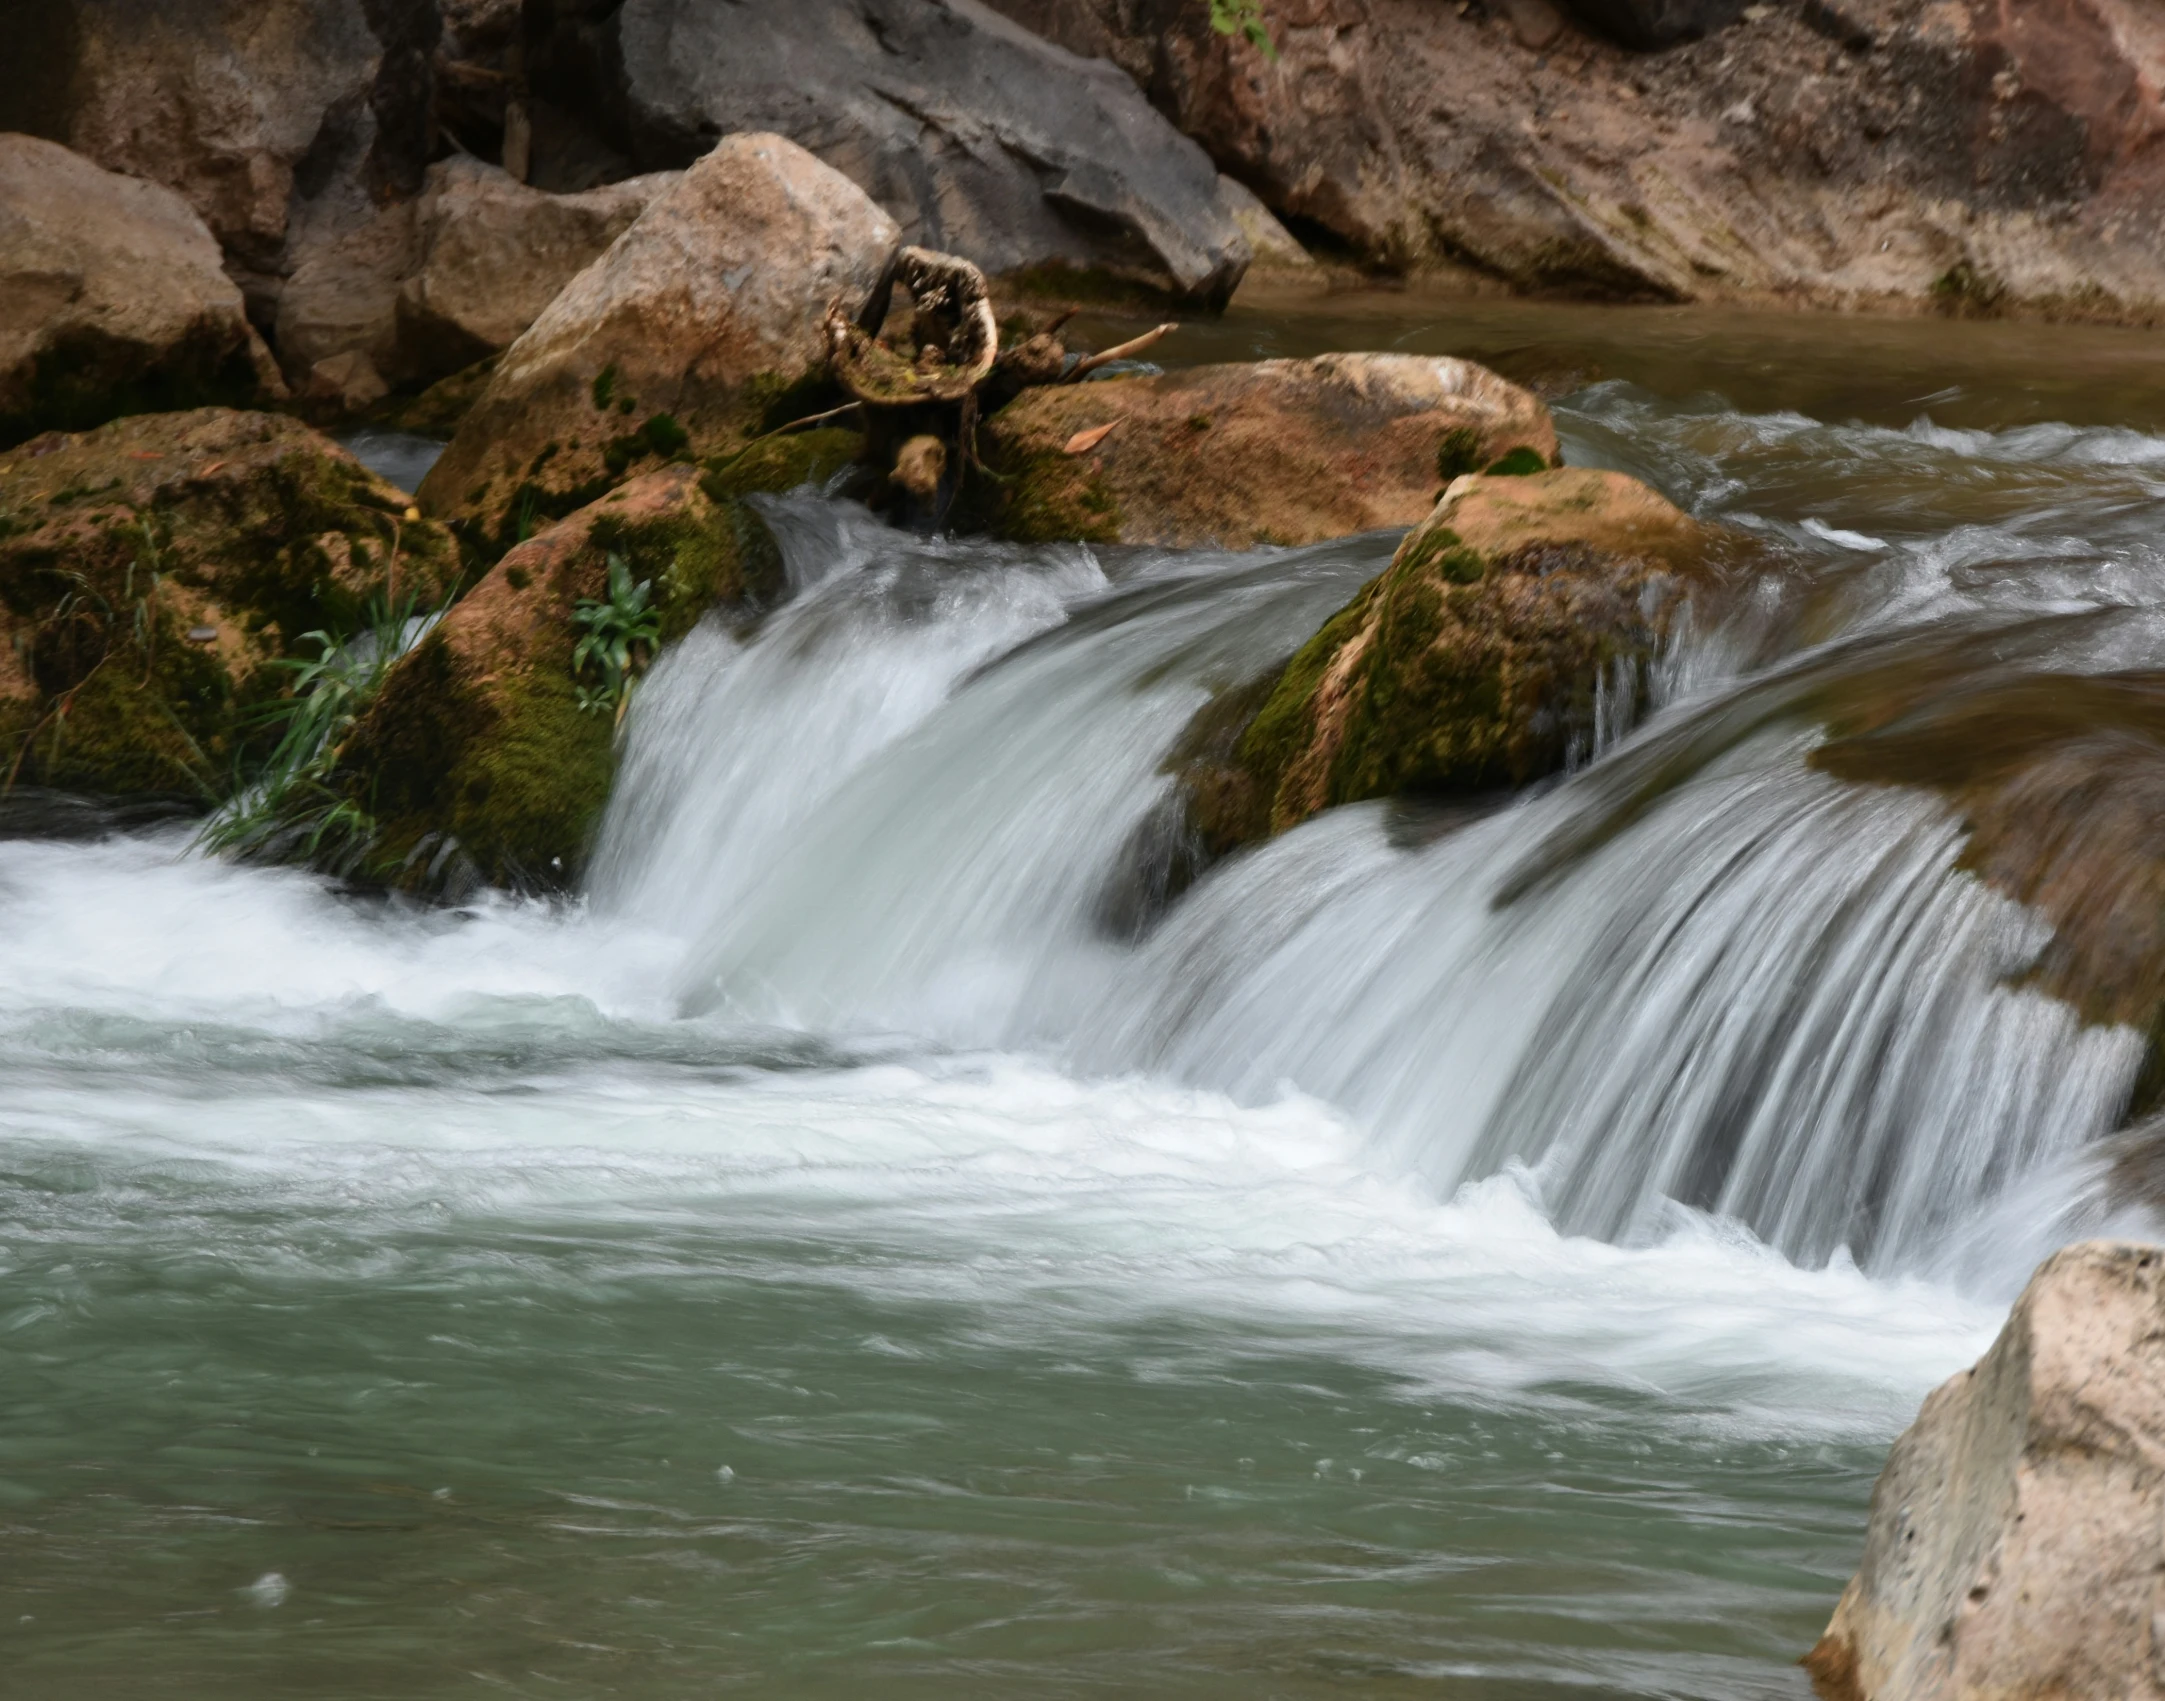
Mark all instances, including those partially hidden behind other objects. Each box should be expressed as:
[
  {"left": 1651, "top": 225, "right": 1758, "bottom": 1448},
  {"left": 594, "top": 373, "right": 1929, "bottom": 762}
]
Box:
[{"left": 1063, "top": 421, "right": 1119, "bottom": 455}]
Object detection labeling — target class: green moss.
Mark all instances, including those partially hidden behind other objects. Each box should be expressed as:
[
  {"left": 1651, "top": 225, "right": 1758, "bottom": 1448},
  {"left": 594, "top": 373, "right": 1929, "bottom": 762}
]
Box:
[
  {"left": 1, "top": 323, "right": 265, "bottom": 451},
  {"left": 1483, "top": 447, "right": 1550, "bottom": 477},
  {"left": 376, "top": 356, "right": 498, "bottom": 437},
  {"left": 700, "top": 427, "right": 863, "bottom": 503},
  {"left": 1393, "top": 524, "right": 1485, "bottom": 586},
  {"left": 969, "top": 444, "right": 1122, "bottom": 545},
  {"left": 1235, "top": 581, "right": 1382, "bottom": 830},
  {"left": 590, "top": 364, "right": 619, "bottom": 410},
  {"left": 1435, "top": 428, "right": 1485, "bottom": 482},
  {"left": 1933, "top": 261, "right": 2007, "bottom": 318}
]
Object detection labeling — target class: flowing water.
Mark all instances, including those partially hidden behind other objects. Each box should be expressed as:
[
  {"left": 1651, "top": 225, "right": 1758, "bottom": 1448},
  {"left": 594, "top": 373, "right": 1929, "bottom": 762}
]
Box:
[{"left": 9, "top": 301, "right": 2165, "bottom": 1697}]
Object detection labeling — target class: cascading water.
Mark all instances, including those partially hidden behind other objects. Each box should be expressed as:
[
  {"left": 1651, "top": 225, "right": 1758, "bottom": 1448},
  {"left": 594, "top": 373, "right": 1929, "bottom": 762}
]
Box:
[{"left": 13, "top": 338, "right": 2165, "bottom": 1699}]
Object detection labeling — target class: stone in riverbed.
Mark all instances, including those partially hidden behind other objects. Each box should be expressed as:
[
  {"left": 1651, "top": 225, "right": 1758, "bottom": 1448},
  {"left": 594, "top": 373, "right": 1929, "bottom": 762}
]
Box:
[
  {"left": 343, "top": 429, "right": 862, "bottom": 890},
  {"left": 976, "top": 353, "right": 1558, "bottom": 549},
  {"left": 1174, "top": 468, "right": 1726, "bottom": 854},
  {"left": 1806, "top": 1239, "right": 2165, "bottom": 1701},
  {"left": 0, "top": 407, "right": 460, "bottom": 797},
  {"left": 415, "top": 133, "right": 897, "bottom": 557},
  {"left": 0, "top": 134, "right": 284, "bottom": 449}
]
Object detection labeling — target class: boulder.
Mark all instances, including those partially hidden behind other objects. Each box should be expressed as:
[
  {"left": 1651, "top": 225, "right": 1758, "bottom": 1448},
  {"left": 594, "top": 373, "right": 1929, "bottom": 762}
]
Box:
[
  {"left": 976, "top": 353, "right": 1557, "bottom": 549},
  {"left": 1806, "top": 1240, "right": 2165, "bottom": 1701},
  {"left": 343, "top": 428, "right": 862, "bottom": 889},
  {"left": 0, "top": 408, "right": 460, "bottom": 798},
  {"left": 3, "top": 0, "right": 426, "bottom": 277},
  {"left": 1178, "top": 468, "right": 1722, "bottom": 849},
  {"left": 0, "top": 135, "right": 284, "bottom": 450},
  {"left": 275, "top": 157, "right": 681, "bottom": 395},
  {"left": 415, "top": 132, "right": 898, "bottom": 554},
  {"left": 528, "top": 0, "right": 1250, "bottom": 306}
]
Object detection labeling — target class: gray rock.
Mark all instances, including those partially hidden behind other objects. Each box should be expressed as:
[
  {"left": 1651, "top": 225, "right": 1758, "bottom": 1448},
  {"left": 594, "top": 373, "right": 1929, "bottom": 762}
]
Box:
[{"left": 541, "top": 0, "right": 1250, "bottom": 306}]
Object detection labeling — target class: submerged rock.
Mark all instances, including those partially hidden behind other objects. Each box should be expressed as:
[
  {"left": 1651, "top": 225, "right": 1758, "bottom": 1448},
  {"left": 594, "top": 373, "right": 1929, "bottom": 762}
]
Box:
[
  {"left": 0, "top": 408, "right": 460, "bottom": 797},
  {"left": 534, "top": 0, "right": 1250, "bottom": 306},
  {"left": 0, "top": 135, "right": 284, "bottom": 449},
  {"left": 1176, "top": 468, "right": 1724, "bottom": 851},
  {"left": 343, "top": 429, "right": 861, "bottom": 889},
  {"left": 976, "top": 353, "right": 1557, "bottom": 549},
  {"left": 416, "top": 133, "right": 897, "bottom": 556},
  {"left": 1807, "top": 1240, "right": 2165, "bottom": 1701}
]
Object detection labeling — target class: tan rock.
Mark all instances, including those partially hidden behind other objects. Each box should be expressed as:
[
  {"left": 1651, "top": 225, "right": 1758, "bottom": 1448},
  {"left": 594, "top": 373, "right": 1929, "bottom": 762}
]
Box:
[
  {"left": 977, "top": 353, "right": 1558, "bottom": 549},
  {"left": 1177, "top": 467, "right": 1726, "bottom": 849},
  {"left": 275, "top": 202, "right": 420, "bottom": 384},
  {"left": 1218, "top": 177, "right": 1318, "bottom": 274},
  {"left": 416, "top": 132, "right": 898, "bottom": 551},
  {"left": 1807, "top": 1240, "right": 2165, "bottom": 1701},
  {"left": 0, "top": 133, "right": 283, "bottom": 447},
  {"left": 303, "top": 350, "right": 390, "bottom": 412}
]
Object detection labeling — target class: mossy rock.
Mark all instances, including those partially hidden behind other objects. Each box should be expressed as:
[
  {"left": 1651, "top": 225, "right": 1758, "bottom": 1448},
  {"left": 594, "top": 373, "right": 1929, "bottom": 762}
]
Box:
[
  {"left": 0, "top": 408, "right": 461, "bottom": 799},
  {"left": 342, "top": 436, "right": 860, "bottom": 891},
  {"left": 1167, "top": 468, "right": 1729, "bottom": 858}
]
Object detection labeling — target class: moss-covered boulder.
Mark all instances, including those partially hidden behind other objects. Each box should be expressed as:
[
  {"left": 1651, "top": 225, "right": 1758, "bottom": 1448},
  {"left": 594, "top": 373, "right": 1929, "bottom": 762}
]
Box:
[
  {"left": 0, "top": 408, "right": 460, "bottom": 798},
  {"left": 973, "top": 353, "right": 1558, "bottom": 549},
  {"left": 414, "top": 132, "right": 897, "bottom": 558},
  {"left": 341, "top": 429, "right": 860, "bottom": 890},
  {"left": 1176, "top": 468, "right": 1727, "bottom": 851},
  {"left": 1, "top": 135, "right": 285, "bottom": 450}
]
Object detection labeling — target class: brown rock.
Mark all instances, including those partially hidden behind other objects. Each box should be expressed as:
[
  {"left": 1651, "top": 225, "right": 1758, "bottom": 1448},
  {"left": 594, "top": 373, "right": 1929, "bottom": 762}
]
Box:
[
  {"left": 978, "top": 352, "right": 1557, "bottom": 549},
  {"left": 1807, "top": 1240, "right": 2165, "bottom": 1701},
  {"left": 1185, "top": 468, "right": 1724, "bottom": 848},
  {"left": 0, "top": 133, "right": 283, "bottom": 448},
  {"left": 416, "top": 132, "right": 898, "bottom": 551},
  {"left": 0, "top": 407, "right": 460, "bottom": 797}
]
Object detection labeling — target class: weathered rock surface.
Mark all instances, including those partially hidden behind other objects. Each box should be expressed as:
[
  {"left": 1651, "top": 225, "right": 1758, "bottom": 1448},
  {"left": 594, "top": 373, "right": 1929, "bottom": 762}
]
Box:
[
  {"left": 1560, "top": 0, "right": 1745, "bottom": 49},
  {"left": 527, "top": 0, "right": 1251, "bottom": 306},
  {"left": 416, "top": 133, "right": 897, "bottom": 552},
  {"left": 276, "top": 156, "right": 681, "bottom": 394},
  {"left": 1807, "top": 1240, "right": 2165, "bottom": 1701},
  {"left": 1180, "top": 468, "right": 1722, "bottom": 849},
  {"left": 977, "top": 353, "right": 1556, "bottom": 549},
  {"left": 986, "top": 0, "right": 2165, "bottom": 322},
  {"left": 0, "top": 134, "right": 285, "bottom": 448},
  {"left": 345, "top": 430, "right": 859, "bottom": 887},
  {"left": 0, "top": 408, "right": 460, "bottom": 797}
]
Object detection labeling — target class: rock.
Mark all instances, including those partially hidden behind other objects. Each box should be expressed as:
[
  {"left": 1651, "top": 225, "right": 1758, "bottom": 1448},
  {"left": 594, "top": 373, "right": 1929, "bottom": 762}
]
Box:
[
  {"left": 0, "top": 407, "right": 461, "bottom": 798},
  {"left": 275, "top": 158, "right": 681, "bottom": 400},
  {"left": 1806, "top": 1240, "right": 2165, "bottom": 1701},
  {"left": 342, "top": 429, "right": 862, "bottom": 888},
  {"left": 1558, "top": 0, "right": 1744, "bottom": 48},
  {"left": 304, "top": 349, "right": 391, "bottom": 412},
  {"left": 5, "top": 0, "right": 430, "bottom": 276},
  {"left": 1218, "top": 178, "right": 1318, "bottom": 275},
  {"left": 980, "top": 0, "right": 2165, "bottom": 322},
  {"left": 1180, "top": 468, "right": 1723, "bottom": 848},
  {"left": 527, "top": 0, "right": 1251, "bottom": 306},
  {"left": 0, "top": 134, "right": 284, "bottom": 449},
  {"left": 975, "top": 352, "right": 1557, "bottom": 549},
  {"left": 416, "top": 133, "right": 898, "bottom": 554}
]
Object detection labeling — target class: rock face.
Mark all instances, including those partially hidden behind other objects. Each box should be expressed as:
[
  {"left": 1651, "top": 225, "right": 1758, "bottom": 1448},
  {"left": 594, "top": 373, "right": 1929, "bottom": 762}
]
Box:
[
  {"left": 416, "top": 133, "right": 897, "bottom": 551},
  {"left": 0, "top": 135, "right": 284, "bottom": 449},
  {"left": 1181, "top": 468, "right": 1720, "bottom": 849},
  {"left": 1807, "top": 1240, "right": 2165, "bottom": 1701},
  {"left": 344, "top": 430, "right": 860, "bottom": 888},
  {"left": 275, "top": 157, "right": 681, "bottom": 395},
  {"left": 527, "top": 0, "right": 1251, "bottom": 305},
  {"left": 978, "top": 353, "right": 1557, "bottom": 549},
  {"left": 1560, "top": 0, "right": 1745, "bottom": 48},
  {"left": 0, "top": 408, "right": 460, "bottom": 796},
  {"left": 985, "top": 0, "right": 2165, "bottom": 322}
]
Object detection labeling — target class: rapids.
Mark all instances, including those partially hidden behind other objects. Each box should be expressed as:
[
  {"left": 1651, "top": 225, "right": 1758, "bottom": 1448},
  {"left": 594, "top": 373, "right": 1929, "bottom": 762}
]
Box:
[{"left": 8, "top": 305, "right": 2165, "bottom": 1697}]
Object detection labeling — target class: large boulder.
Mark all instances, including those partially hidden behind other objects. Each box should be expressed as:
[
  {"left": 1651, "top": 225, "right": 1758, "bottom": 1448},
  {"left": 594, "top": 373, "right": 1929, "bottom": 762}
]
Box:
[
  {"left": 976, "top": 353, "right": 1557, "bottom": 549},
  {"left": 0, "top": 135, "right": 284, "bottom": 449},
  {"left": 0, "top": 408, "right": 460, "bottom": 797},
  {"left": 1807, "top": 1240, "right": 2165, "bottom": 1701},
  {"left": 415, "top": 133, "right": 897, "bottom": 554},
  {"left": 1178, "top": 468, "right": 1723, "bottom": 850},
  {"left": 527, "top": 0, "right": 1250, "bottom": 306},
  {"left": 275, "top": 157, "right": 682, "bottom": 398},
  {"left": 343, "top": 429, "right": 861, "bottom": 889},
  {"left": 982, "top": 0, "right": 2165, "bottom": 322}
]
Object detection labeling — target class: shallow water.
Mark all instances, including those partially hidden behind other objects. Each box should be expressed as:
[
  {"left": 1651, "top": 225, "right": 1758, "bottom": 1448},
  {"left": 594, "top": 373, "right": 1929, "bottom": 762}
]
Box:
[{"left": 9, "top": 302, "right": 2165, "bottom": 1695}]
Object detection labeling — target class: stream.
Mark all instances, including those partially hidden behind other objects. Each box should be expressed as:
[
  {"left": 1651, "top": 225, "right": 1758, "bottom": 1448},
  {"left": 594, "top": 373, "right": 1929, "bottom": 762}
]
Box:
[{"left": 7, "top": 297, "right": 2164, "bottom": 1698}]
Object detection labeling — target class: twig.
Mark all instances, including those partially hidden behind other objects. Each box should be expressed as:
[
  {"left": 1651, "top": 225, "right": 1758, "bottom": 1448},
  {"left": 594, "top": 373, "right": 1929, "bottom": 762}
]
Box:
[{"left": 1065, "top": 323, "right": 1178, "bottom": 382}]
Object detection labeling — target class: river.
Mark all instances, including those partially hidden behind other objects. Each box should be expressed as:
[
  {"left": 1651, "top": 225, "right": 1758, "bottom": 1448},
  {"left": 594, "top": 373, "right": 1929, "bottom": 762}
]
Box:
[{"left": 6, "top": 296, "right": 2162, "bottom": 1697}]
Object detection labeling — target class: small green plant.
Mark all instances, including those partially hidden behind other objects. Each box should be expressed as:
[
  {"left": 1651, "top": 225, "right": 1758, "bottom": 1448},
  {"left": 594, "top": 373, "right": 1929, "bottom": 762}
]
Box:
[
  {"left": 1209, "top": 0, "right": 1277, "bottom": 59},
  {"left": 196, "top": 591, "right": 427, "bottom": 871},
  {"left": 572, "top": 551, "right": 661, "bottom": 717}
]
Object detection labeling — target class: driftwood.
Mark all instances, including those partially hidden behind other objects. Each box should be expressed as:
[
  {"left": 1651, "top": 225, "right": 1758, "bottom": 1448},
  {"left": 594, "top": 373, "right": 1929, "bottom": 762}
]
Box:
[{"left": 827, "top": 245, "right": 1000, "bottom": 406}]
